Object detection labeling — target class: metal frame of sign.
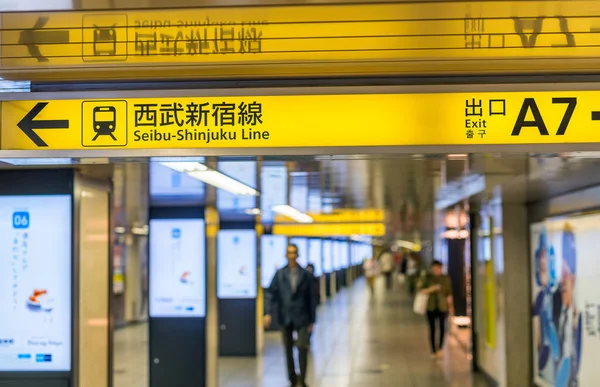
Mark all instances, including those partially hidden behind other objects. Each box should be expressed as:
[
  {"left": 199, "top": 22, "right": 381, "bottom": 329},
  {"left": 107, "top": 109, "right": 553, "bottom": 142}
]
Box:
[
  {"left": 2, "top": 82, "right": 600, "bottom": 158},
  {"left": 3, "top": 1, "right": 600, "bottom": 80}
]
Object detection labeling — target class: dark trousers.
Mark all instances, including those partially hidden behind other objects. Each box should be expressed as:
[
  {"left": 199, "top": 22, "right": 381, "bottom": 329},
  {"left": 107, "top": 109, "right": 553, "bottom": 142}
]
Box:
[
  {"left": 282, "top": 325, "right": 309, "bottom": 385},
  {"left": 408, "top": 275, "right": 418, "bottom": 296},
  {"left": 426, "top": 310, "right": 447, "bottom": 353},
  {"left": 383, "top": 271, "right": 393, "bottom": 289}
]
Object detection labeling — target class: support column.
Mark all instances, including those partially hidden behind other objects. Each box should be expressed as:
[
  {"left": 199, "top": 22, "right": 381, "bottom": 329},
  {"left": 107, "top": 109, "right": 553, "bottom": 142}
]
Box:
[
  {"left": 501, "top": 203, "right": 531, "bottom": 387},
  {"left": 205, "top": 158, "right": 219, "bottom": 387},
  {"left": 255, "top": 159, "right": 264, "bottom": 353}
]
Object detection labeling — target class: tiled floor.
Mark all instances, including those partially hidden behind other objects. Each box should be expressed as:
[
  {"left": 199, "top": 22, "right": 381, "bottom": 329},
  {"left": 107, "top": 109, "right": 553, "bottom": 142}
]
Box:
[{"left": 114, "top": 277, "right": 492, "bottom": 387}]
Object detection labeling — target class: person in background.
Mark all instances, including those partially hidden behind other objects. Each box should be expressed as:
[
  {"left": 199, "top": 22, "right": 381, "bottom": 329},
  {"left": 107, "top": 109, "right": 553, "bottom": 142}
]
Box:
[
  {"left": 362, "top": 255, "right": 379, "bottom": 294},
  {"left": 406, "top": 253, "right": 421, "bottom": 296},
  {"left": 551, "top": 226, "right": 581, "bottom": 385},
  {"left": 418, "top": 260, "right": 454, "bottom": 358},
  {"left": 394, "top": 250, "right": 403, "bottom": 272},
  {"left": 305, "top": 263, "right": 320, "bottom": 344},
  {"left": 306, "top": 264, "right": 320, "bottom": 306},
  {"left": 264, "top": 244, "right": 318, "bottom": 387},
  {"left": 380, "top": 250, "right": 394, "bottom": 290}
]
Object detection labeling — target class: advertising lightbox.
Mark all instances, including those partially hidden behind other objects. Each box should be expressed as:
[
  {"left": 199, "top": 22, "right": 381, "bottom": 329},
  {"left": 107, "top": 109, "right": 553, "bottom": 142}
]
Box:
[
  {"left": 149, "top": 162, "right": 205, "bottom": 204},
  {"left": 216, "top": 161, "right": 256, "bottom": 212},
  {"left": 260, "top": 165, "right": 287, "bottom": 223},
  {"left": 309, "top": 239, "right": 323, "bottom": 277},
  {"left": 217, "top": 230, "right": 257, "bottom": 299},
  {"left": 332, "top": 241, "right": 342, "bottom": 270},
  {"left": 530, "top": 213, "right": 600, "bottom": 387},
  {"left": 0, "top": 195, "right": 72, "bottom": 371},
  {"left": 340, "top": 241, "right": 349, "bottom": 268},
  {"left": 290, "top": 184, "right": 308, "bottom": 213},
  {"left": 323, "top": 240, "right": 333, "bottom": 274},
  {"left": 149, "top": 219, "right": 206, "bottom": 318},
  {"left": 290, "top": 237, "right": 308, "bottom": 268},
  {"left": 360, "top": 244, "right": 373, "bottom": 262},
  {"left": 260, "top": 235, "right": 287, "bottom": 288},
  {"left": 350, "top": 243, "right": 358, "bottom": 265}
]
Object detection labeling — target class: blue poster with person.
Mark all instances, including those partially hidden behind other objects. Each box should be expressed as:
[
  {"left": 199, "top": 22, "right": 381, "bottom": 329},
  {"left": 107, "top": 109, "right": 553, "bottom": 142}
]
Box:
[{"left": 531, "top": 222, "right": 583, "bottom": 387}]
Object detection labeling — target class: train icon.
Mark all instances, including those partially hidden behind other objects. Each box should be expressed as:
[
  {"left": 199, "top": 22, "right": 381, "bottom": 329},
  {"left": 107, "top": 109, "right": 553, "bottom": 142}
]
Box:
[
  {"left": 92, "top": 106, "right": 117, "bottom": 141},
  {"left": 93, "top": 25, "right": 117, "bottom": 56}
]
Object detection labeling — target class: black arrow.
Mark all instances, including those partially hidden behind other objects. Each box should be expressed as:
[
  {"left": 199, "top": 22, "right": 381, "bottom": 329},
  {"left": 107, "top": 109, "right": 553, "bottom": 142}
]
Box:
[
  {"left": 18, "top": 17, "right": 70, "bottom": 62},
  {"left": 17, "top": 102, "right": 69, "bottom": 147},
  {"left": 592, "top": 111, "right": 600, "bottom": 121}
]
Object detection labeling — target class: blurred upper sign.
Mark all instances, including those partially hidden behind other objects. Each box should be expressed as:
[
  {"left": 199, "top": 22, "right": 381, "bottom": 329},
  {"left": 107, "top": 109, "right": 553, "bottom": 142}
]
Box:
[{"left": 2, "top": 1, "right": 600, "bottom": 80}]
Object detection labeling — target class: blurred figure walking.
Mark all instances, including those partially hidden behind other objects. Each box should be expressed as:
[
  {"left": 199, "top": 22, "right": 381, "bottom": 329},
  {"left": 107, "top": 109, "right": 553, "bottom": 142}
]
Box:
[
  {"left": 380, "top": 250, "right": 394, "bottom": 290},
  {"left": 363, "top": 256, "right": 379, "bottom": 294}
]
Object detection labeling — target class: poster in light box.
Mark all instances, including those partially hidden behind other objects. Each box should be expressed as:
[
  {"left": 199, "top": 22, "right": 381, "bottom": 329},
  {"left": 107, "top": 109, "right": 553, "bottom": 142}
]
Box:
[
  {"left": 0, "top": 195, "right": 72, "bottom": 371},
  {"left": 149, "top": 219, "right": 206, "bottom": 318},
  {"left": 531, "top": 213, "right": 600, "bottom": 387},
  {"left": 218, "top": 230, "right": 257, "bottom": 299}
]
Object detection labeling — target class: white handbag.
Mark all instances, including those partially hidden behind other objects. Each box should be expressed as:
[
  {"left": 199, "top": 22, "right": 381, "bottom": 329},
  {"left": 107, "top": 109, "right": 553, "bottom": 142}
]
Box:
[
  {"left": 413, "top": 293, "right": 429, "bottom": 315},
  {"left": 397, "top": 273, "right": 406, "bottom": 284}
]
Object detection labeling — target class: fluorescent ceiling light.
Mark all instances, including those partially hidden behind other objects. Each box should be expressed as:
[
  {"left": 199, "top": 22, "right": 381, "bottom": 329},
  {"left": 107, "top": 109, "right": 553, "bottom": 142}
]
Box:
[
  {"left": 447, "top": 154, "right": 468, "bottom": 160},
  {"left": 131, "top": 225, "right": 149, "bottom": 236},
  {"left": 245, "top": 208, "right": 261, "bottom": 215},
  {"left": 0, "top": 158, "right": 73, "bottom": 165},
  {"left": 350, "top": 235, "right": 373, "bottom": 244},
  {"left": 161, "top": 161, "right": 208, "bottom": 173},
  {"left": 272, "top": 205, "right": 313, "bottom": 223},
  {"left": 160, "top": 161, "right": 258, "bottom": 196}
]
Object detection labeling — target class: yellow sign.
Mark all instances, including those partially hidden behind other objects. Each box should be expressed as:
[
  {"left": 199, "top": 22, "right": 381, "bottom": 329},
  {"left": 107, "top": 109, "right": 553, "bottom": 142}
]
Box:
[
  {"left": 272, "top": 223, "right": 385, "bottom": 237},
  {"left": 484, "top": 260, "right": 497, "bottom": 348},
  {"left": 4, "top": 90, "right": 600, "bottom": 151},
  {"left": 275, "top": 209, "right": 384, "bottom": 224},
  {"left": 2, "top": 1, "right": 600, "bottom": 78}
]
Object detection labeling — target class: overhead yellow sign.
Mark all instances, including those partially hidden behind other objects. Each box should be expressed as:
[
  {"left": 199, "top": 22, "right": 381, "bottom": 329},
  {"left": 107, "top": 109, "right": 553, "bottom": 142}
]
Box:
[
  {"left": 2, "top": 1, "right": 600, "bottom": 78},
  {"left": 275, "top": 209, "right": 384, "bottom": 224},
  {"left": 272, "top": 223, "right": 386, "bottom": 237},
  {"left": 3, "top": 91, "right": 600, "bottom": 151}
]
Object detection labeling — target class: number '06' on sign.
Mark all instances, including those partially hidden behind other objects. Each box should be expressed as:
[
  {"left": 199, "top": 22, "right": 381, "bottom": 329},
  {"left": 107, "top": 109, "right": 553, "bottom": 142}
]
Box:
[{"left": 12, "top": 211, "right": 30, "bottom": 229}]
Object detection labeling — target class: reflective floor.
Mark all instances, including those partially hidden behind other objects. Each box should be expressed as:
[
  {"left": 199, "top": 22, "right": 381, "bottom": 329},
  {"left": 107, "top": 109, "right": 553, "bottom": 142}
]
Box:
[{"left": 114, "top": 277, "right": 492, "bottom": 387}]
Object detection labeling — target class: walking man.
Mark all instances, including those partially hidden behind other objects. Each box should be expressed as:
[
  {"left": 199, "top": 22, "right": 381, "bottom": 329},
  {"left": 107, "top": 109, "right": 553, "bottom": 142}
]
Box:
[{"left": 264, "top": 244, "right": 318, "bottom": 387}]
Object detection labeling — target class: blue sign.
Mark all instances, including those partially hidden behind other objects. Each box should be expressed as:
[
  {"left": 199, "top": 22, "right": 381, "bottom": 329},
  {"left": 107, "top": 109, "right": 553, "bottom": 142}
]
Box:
[
  {"left": 12, "top": 211, "right": 29, "bottom": 229},
  {"left": 35, "top": 354, "right": 52, "bottom": 363}
]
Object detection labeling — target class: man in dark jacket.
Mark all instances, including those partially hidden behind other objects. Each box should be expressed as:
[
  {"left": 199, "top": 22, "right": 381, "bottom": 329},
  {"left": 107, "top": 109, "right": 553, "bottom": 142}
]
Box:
[{"left": 264, "top": 244, "right": 318, "bottom": 387}]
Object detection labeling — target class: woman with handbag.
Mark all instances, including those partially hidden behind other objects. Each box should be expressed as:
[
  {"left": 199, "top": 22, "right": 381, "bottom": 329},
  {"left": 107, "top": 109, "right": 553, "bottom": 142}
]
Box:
[{"left": 418, "top": 260, "right": 454, "bottom": 358}]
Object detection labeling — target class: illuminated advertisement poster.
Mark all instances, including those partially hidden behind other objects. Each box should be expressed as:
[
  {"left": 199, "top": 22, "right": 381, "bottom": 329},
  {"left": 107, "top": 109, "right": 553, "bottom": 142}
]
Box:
[
  {"left": 290, "top": 184, "right": 308, "bottom": 213},
  {"left": 261, "top": 235, "right": 287, "bottom": 288},
  {"left": 323, "top": 240, "right": 333, "bottom": 273},
  {"left": 332, "top": 241, "right": 342, "bottom": 270},
  {"left": 531, "top": 213, "right": 600, "bottom": 387},
  {"left": 0, "top": 195, "right": 72, "bottom": 371},
  {"left": 360, "top": 244, "right": 373, "bottom": 262},
  {"left": 217, "top": 161, "right": 256, "bottom": 212},
  {"left": 290, "top": 237, "right": 308, "bottom": 268},
  {"left": 149, "top": 219, "right": 206, "bottom": 318},
  {"left": 309, "top": 239, "right": 323, "bottom": 277},
  {"left": 149, "top": 161, "right": 205, "bottom": 199},
  {"left": 340, "top": 242, "right": 349, "bottom": 268},
  {"left": 218, "top": 230, "right": 257, "bottom": 299},
  {"left": 260, "top": 165, "right": 287, "bottom": 223},
  {"left": 308, "top": 191, "right": 322, "bottom": 213}
]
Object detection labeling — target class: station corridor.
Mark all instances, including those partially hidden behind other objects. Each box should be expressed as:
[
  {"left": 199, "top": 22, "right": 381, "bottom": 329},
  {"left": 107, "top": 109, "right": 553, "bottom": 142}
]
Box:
[{"left": 114, "top": 278, "right": 489, "bottom": 387}]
